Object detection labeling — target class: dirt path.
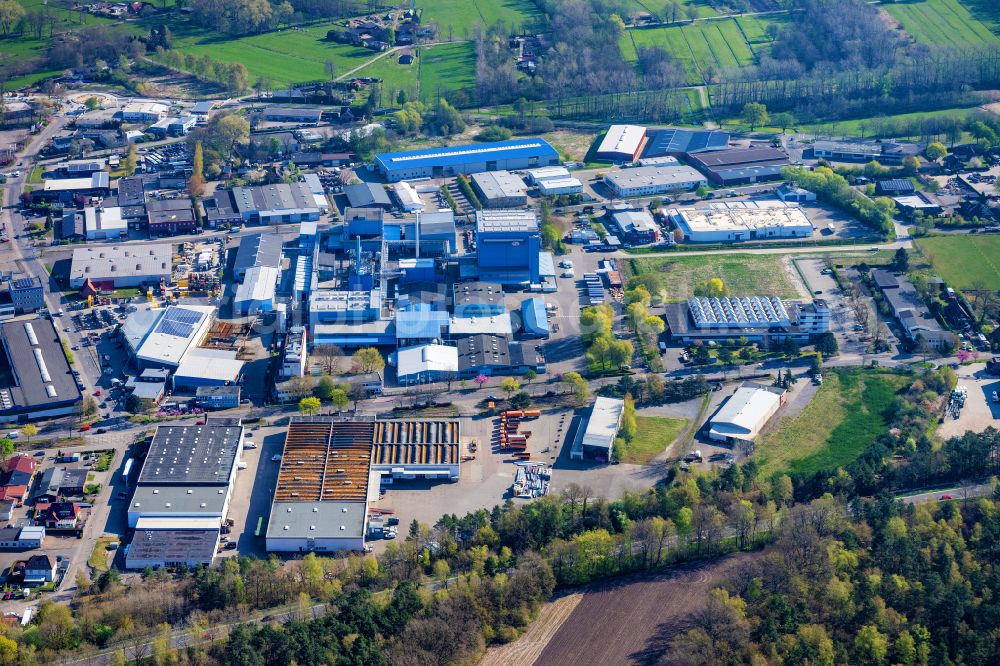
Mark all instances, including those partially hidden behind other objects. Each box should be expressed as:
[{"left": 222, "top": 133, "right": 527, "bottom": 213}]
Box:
[{"left": 479, "top": 592, "right": 584, "bottom": 666}]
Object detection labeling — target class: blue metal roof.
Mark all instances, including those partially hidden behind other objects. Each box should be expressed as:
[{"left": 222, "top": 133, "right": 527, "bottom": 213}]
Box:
[
  {"left": 521, "top": 298, "right": 549, "bottom": 337},
  {"left": 395, "top": 310, "right": 449, "bottom": 340},
  {"left": 376, "top": 138, "right": 559, "bottom": 173}
]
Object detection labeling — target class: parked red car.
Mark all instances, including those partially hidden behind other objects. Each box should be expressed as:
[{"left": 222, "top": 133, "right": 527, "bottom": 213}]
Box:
[{"left": 80, "top": 424, "right": 91, "bottom": 432}]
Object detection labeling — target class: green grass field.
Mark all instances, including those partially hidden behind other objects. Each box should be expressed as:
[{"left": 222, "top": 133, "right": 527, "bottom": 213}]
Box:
[
  {"left": 629, "top": 253, "right": 802, "bottom": 301},
  {"left": 885, "top": 0, "right": 999, "bottom": 46},
  {"left": 622, "top": 416, "right": 688, "bottom": 465},
  {"left": 174, "top": 23, "right": 376, "bottom": 87},
  {"left": 756, "top": 370, "right": 908, "bottom": 477},
  {"left": 916, "top": 235, "right": 1000, "bottom": 290},
  {"left": 416, "top": 0, "right": 541, "bottom": 37},
  {"left": 621, "top": 15, "right": 784, "bottom": 85},
  {"left": 353, "top": 41, "right": 475, "bottom": 105}
]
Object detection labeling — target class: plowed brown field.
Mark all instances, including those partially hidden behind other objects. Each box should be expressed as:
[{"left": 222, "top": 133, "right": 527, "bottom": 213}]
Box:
[{"left": 484, "top": 553, "right": 758, "bottom": 666}]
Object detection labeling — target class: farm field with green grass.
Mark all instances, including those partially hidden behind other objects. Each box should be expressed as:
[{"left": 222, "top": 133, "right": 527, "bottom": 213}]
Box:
[
  {"left": 628, "top": 253, "right": 802, "bottom": 301},
  {"left": 621, "top": 416, "right": 688, "bottom": 465},
  {"left": 174, "top": 23, "right": 377, "bottom": 88},
  {"left": 885, "top": 0, "right": 999, "bottom": 46},
  {"left": 620, "top": 15, "right": 783, "bottom": 85},
  {"left": 415, "top": 0, "right": 541, "bottom": 37},
  {"left": 915, "top": 235, "right": 1000, "bottom": 290},
  {"left": 755, "top": 369, "right": 908, "bottom": 477},
  {"left": 354, "top": 42, "right": 476, "bottom": 105}
]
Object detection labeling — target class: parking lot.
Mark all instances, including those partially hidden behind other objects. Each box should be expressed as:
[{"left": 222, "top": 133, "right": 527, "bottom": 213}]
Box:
[
  {"left": 795, "top": 256, "right": 896, "bottom": 357},
  {"left": 938, "top": 363, "right": 1000, "bottom": 439}
]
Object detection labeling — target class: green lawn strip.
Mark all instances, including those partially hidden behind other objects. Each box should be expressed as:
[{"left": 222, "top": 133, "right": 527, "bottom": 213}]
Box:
[
  {"left": 27, "top": 165, "right": 44, "bottom": 184},
  {"left": 714, "top": 22, "right": 746, "bottom": 66},
  {"left": 622, "top": 416, "right": 688, "bottom": 465},
  {"left": 629, "top": 253, "right": 801, "bottom": 301},
  {"left": 915, "top": 235, "right": 1000, "bottom": 290},
  {"left": 88, "top": 535, "right": 120, "bottom": 573},
  {"left": 756, "top": 370, "right": 909, "bottom": 477}
]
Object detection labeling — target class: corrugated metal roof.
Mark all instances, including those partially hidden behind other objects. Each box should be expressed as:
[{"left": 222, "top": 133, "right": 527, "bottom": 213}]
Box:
[
  {"left": 376, "top": 138, "right": 558, "bottom": 173},
  {"left": 521, "top": 298, "right": 549, "bottom": 336}
]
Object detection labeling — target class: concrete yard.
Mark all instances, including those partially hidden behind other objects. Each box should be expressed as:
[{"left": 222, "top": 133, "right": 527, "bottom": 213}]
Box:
[{"left": 938, "top": 363, "right": 1000, "bottom": 440}]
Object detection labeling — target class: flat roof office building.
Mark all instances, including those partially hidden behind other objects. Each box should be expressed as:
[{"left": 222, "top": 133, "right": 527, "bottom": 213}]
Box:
[{"left": 375, "top": 139, "right": 560, "bottom": 182}]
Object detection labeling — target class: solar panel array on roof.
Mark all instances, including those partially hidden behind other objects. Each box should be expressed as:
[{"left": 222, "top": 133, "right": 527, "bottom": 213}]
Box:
[
  {"left": 156, "top": 320, "right": 193, "bottom": 338},
  {"left": 169, "top": 308, "right": 203, "bottom": 325},
  {"left": 644, "top": 129, "right": 730, "bottom": 157},
  {"left": 12, "top": 278, "right": 37, "bottom": 289},
  {"left": 153, "top": 307, "right": 203, "bottom": 338},
  {"left": 688, "top": 296, "right": 790, "bottom": 329}
]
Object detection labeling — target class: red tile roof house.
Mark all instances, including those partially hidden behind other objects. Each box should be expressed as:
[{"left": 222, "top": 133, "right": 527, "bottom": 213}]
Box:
[
  {"left": 35, "top": 502, "right": 82, "bottom": 530},
  {"left": 0, "top": 455, "right": 37, "bottom": 506}
]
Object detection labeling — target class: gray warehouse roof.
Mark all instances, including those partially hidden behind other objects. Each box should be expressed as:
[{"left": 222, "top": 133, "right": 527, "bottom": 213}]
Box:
[
  {"left": 470, "top": 171, "right": 527, "bottom": 201},
  {"left": 231, "top": 182, "right": 318, "bottom": 216},
  {"left": 0, "top": 318, "right": 81, "bottom": 411},
  {"left": 266, "top": 501, "right": 367, "bottom": 540},
  {"left": 344, "top": 183, "right": 392, "bottom": 209},
  {"left": 146, "top": 198, "right": 196, "bottom": 225},
  {"left": 70, "top": 244, "right": 172, "bottom": 284},
  {"left": 136, "top": 424, "right": 242, "bottom": 486},
  {"left": 234, "top": 232, "right": 284, "bottom": 277}
]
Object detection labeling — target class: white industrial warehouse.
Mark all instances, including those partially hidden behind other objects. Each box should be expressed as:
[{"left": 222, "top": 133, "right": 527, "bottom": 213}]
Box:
[
  {"left": 266, "top": 418, "right": 462, "bottom": 553},
  {"left": 125, "top": 421, "right": 244, "bottom": 569},
  {"left": 571, "top": 397, "right": 624, "bottom": 461},
  {"left": 669, "top": 202, "right": 814, "bottom": 242},
  {"left": 708, "top": 383, "right": 786, "bottom": 443},
  {"left": 596, "top": 124, "right": 648, "bottom": 162},
  {"left": 604, "top": 165, "right": 707, "bottom": 197}
]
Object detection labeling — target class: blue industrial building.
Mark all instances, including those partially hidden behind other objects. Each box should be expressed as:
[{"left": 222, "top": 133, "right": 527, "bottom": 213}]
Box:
[
  {"left": 399, "top": 258, "right": 438, "bottom": 284},
  {"left": 396, "top": 309, "right": 450, "bottom": 346},
  {"left": 521, "top": 298, "right": 550, "bottom": 338},
  {"left": 475, "top": 210, "right": 541, "bottom": 285},
  {"left": 375, "top": 139, "right": 560, "bottom": 182},
  {"left": 344, "top": 208, "right": 384, "bottom": 240}
]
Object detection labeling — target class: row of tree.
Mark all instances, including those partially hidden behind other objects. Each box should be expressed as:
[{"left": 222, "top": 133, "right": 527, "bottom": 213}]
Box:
[{"left": 154, "top": 48, "right": 250, "bottom": 93}]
